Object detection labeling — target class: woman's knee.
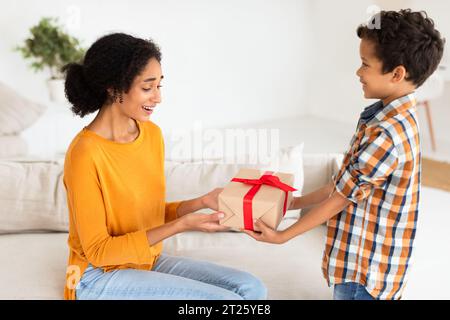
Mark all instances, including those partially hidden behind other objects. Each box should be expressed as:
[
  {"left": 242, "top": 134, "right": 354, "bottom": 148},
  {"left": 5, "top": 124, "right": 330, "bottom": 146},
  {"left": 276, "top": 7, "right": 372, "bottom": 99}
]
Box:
[{"left": 234, "top": 272, "right": 267, "bottom": 300}]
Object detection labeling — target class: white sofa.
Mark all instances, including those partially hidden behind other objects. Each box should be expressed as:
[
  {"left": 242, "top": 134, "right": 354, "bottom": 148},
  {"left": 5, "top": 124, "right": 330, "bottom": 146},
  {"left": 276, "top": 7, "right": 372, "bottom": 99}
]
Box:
[
  {"left": 1, "top": 153, "right": 449, "bottom": 300},
  {"left": 0, "top": 153, "right": 336, "bottom": 300}
]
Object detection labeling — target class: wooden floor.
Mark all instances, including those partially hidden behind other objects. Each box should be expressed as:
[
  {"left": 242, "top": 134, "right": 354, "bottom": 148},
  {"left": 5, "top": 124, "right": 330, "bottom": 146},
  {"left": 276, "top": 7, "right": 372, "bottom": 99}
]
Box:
[{"left": 422, "top": 157, "right": 450, "bottom": 192}]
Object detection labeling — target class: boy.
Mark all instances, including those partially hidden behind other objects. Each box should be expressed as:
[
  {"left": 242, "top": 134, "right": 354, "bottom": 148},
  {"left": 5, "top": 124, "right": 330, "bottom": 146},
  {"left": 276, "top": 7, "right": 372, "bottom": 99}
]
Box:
[{"left": 243, "top": 9, "right": 445, "bottom": 300}]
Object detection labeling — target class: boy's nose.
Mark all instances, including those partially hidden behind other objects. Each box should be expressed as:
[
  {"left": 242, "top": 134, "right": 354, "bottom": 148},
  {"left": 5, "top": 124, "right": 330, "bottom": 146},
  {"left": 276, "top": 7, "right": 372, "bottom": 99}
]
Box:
[{"left": 356, "top": 67, "right": 362, "bottom": 77}]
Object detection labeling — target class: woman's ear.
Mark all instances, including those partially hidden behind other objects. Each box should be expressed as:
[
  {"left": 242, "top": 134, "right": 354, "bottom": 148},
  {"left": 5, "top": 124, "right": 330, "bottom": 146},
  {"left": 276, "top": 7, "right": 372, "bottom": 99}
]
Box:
[
  {"left": 391, "top": 65, "right": 407, "bottom": 83},
  {"left": 106, "top": 87, "right": 123, "bottom": 104}
]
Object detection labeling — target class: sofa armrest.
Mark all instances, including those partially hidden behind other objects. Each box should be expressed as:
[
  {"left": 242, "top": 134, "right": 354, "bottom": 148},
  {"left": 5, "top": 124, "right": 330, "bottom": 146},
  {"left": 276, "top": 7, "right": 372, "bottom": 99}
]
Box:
[
  {"left": 331, "top": 153, "right": 344, "bottom": 177},
  {"left": 301, "top": 153, "right": 344, "bottom": 217},
  {"left": 302, "top": 153, "right": 344, "bottom": 195}
]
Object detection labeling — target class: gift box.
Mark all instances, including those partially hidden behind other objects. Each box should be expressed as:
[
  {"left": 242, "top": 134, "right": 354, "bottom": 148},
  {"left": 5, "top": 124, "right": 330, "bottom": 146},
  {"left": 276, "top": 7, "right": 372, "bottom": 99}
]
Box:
[{"left": 218, "top": 168, "right": 296, "bottom": 231}]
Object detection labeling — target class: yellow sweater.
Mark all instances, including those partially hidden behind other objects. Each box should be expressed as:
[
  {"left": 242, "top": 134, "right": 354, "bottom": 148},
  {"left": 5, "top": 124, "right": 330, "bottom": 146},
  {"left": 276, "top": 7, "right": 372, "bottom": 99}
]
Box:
[{"left": 63, "top": 120, "right": 181, "bottom": 300}]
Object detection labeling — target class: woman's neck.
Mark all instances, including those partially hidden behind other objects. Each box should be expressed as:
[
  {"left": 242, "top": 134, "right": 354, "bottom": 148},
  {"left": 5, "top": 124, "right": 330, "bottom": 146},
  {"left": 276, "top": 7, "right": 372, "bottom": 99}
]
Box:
[{"left": 87, "top": 103, "right": 139, "bottom": 143}]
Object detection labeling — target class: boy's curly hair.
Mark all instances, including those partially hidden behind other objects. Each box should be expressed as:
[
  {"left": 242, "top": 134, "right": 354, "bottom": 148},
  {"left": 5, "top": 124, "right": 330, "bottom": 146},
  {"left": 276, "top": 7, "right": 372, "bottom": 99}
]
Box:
[
  {"left": 63, "top": 33, "right": 162, "bottom": 117},
  {"left": 357, "top": 9, "right": 445, "bottom": 88}
]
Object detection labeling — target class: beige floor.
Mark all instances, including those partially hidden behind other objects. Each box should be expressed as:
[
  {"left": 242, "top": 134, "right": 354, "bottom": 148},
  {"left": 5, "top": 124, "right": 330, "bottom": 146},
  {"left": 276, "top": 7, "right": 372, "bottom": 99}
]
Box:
[{"left": 422, "top": 158, "right": 450, "bottom": 192}]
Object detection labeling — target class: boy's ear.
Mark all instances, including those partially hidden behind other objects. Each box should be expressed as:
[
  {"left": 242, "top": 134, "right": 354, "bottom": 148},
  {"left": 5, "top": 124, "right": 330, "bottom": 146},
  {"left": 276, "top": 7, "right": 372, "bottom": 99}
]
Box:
[{"left": 391, "top": 65, "right": 407, "bottom": 83}]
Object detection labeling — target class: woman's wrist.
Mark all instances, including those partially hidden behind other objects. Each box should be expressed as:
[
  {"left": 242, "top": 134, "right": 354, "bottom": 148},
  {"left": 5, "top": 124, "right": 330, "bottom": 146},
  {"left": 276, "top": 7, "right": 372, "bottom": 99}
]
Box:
[
  {"left": 146, "top": 219, "right": 186, "bottom": 246},
  {"left": 198, "top": 196, "right": 208, "bottom": 210},
  {"left": 175, "top": 198, "right": 206, "bottom": 219},
  {"left": 174, "top": 215, "right": 188, "bottom": 233}
]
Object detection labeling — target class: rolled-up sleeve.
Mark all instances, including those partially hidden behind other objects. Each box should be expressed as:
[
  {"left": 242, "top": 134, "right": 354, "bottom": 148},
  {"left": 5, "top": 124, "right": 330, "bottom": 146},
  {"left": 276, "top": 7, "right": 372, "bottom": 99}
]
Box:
[
  {"left": 334, "top": 128, "right": 398, "bottom": 203},
  {"left": 164, "top": 201, "right": 182, "bottom": 223}
]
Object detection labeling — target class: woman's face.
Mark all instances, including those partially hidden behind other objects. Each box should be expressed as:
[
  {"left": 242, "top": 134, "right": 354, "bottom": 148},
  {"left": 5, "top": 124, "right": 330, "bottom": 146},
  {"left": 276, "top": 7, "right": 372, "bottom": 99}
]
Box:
[{"left": 119, "top": 57, "right": 163, "bottom": 122}]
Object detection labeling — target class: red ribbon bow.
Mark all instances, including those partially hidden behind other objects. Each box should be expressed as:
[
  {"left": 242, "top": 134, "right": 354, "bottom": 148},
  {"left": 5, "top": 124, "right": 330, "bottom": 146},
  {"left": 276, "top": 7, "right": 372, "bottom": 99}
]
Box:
[{"left": 231, "top": 171, "right": 297, "bottom": 231}]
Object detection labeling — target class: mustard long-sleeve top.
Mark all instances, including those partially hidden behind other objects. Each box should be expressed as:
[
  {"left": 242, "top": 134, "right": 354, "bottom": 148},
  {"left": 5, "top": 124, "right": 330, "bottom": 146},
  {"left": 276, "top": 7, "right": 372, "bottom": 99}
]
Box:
[{"left": 63, "top": 120, "right": 181, "bottom": 300}]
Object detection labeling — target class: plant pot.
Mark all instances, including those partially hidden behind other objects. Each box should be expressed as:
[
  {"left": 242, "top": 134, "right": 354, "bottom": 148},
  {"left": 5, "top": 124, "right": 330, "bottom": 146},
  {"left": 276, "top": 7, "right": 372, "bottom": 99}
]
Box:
[{"left": 46, "top": 78, "right": 66, "bottom": 103}]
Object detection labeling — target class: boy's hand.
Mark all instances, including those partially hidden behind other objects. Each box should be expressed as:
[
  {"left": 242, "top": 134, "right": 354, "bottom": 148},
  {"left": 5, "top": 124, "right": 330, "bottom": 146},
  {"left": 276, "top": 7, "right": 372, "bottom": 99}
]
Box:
[
  {"left": 242, "top": 219, "right": 286, "bottom": 244},
  {"left": 288, "top": 196, "right": 301, "bottom": 210}
]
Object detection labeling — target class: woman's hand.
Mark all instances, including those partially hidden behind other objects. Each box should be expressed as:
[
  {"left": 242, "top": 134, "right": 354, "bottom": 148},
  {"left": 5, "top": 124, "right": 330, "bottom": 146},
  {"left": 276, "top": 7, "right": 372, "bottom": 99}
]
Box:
[
  {"left": 200, "top": 188, "right": 223, "bottom": 211},
  {"left": 242, "top": 219, "right": 286, "bottom": 244},
  {"left": 178, "top": 211, "right": 230, "bottom": 233},
  {"left": 174, "top": 188, "right": 224, "bottom": 218}
]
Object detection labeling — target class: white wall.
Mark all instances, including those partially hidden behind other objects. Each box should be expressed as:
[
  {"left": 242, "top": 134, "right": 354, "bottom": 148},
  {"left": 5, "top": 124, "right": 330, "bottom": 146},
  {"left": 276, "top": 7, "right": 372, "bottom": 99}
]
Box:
[
  {"left": 305, "top": 0, "right": 375, "bottom": 125},
  {"left": 0, "top": 0, "right": 313, "bottom": 133},
  {"left": 407, "top": 0, "right": 450, "bottom": 147},
  {"left": 2, "top": 0, "right": 449, "bottom": 157}
]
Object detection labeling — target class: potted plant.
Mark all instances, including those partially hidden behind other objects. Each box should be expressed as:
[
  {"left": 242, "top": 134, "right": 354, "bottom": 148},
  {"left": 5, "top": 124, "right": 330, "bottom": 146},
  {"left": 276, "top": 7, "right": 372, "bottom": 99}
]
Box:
[{"left": 16, "top": 17, "right": 85, "bottom": 103}]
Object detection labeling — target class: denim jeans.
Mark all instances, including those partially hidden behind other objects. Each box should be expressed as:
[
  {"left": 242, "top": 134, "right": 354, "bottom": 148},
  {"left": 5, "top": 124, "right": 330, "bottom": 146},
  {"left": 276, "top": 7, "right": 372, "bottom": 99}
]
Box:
[
  {"left": 333, "top": 282, "right": 375, "bottom": 300},
  {"left": 75, "top": 254, "right": 267, "bottom": 300}
]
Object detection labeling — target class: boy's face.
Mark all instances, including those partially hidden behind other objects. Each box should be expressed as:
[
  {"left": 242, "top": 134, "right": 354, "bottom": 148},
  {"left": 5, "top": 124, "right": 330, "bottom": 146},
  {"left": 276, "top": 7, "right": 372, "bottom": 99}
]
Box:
[{"left": 356, "top": 39, "right": 396, "bottom": 100}]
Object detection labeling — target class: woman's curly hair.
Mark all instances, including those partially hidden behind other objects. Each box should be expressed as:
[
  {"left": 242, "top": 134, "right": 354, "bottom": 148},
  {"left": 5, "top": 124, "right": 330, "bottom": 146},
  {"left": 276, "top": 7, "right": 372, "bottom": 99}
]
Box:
[
  {"left": 357, "top": 9, "right": 445, "bottom": 88},
  {"left": 63, "top": 33, "right": 162, "bottom": 117}
]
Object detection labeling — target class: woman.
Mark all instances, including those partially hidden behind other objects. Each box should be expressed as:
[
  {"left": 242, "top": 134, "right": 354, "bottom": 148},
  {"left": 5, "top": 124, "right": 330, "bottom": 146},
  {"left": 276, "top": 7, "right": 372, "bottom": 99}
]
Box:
[{"left": 62, "top": 33, "right": 266, "bottom": 300}]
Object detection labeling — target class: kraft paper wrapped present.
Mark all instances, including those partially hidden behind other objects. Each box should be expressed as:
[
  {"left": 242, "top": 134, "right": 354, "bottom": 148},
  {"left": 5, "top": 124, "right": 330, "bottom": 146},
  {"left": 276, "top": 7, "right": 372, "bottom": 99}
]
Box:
[{"left": 218, "top": 168, "right": 296, "bottom": 231}]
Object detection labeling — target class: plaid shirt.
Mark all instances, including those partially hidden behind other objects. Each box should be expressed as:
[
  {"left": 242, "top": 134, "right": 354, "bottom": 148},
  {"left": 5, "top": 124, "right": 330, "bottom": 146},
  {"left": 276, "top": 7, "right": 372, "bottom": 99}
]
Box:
[{"left": 322, "top": 93, "right": 421, "bottom": 300}]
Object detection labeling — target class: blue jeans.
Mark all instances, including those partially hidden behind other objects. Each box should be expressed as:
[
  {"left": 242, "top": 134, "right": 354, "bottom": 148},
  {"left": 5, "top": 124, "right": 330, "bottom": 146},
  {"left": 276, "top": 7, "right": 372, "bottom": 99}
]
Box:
[
  {"left": 333, "top": 282, "right": 375, "bottom": 300},
  {"left": 76, "top": 254, "right": 267, "bottom": 300}
]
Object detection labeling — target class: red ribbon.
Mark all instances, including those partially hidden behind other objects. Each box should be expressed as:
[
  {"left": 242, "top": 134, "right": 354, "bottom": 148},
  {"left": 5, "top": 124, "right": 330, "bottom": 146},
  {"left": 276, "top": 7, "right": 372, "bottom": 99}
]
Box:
[{"left": 231, "top": 171, "right": 297, "bottom": 231}]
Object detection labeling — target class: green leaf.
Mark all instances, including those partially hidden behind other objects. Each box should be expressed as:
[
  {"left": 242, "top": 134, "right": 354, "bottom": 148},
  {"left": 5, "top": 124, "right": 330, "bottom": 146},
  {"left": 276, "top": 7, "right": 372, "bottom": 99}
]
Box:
[{"left": 15, "top": 17, "right": 86, "bottom": 77}]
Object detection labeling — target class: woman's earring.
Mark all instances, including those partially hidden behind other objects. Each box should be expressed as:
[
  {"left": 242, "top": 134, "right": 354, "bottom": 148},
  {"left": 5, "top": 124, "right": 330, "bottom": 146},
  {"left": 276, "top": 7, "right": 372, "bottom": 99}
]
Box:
[{"left": 119, "top": 93, "right": 123, "bottom": 104}]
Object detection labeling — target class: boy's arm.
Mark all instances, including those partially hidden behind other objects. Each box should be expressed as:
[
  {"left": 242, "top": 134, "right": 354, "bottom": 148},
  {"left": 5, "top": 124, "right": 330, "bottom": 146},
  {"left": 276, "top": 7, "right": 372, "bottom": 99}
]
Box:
[
  {"left": 244, "top": 190, "right": 350, "bottom": 244},
  {"left": 289, "top": 181, "right": 335, "bottom": 210},
  {"left": 281, "top": 191, "right": 350, "bottom": 242}
]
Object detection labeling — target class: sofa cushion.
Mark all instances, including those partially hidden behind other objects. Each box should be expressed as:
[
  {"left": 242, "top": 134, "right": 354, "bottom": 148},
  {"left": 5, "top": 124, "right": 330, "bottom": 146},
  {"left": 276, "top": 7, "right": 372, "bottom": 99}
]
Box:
[
  {"left": 0, "top": 135, "right": 28, "bottom": 158},
  {"left": 0, "top": 145, "right": 306, "bottom": 234},
  {"left": 302, "top": 153, "right": 343, "bottom": 194},
  {"left": 0, "top": 220, "right": 332, "bottom": 300},
  {"left": 0, "top": 82, "right": 47, "bottom": 135},
  {"left": 0, "top": 160, "right": 68, "bottom": 234},
  {"left": 0, "top": 152, "right": 344, "bottom": 235},
  {"left": 163, "top": 219, "right": 332, "bottom": 299},
  {"left": 0, "top": 232, "right": 68, "bottom": 299},
  {"left": 1, "top": 186, "right": 448, "bottom": 299}
]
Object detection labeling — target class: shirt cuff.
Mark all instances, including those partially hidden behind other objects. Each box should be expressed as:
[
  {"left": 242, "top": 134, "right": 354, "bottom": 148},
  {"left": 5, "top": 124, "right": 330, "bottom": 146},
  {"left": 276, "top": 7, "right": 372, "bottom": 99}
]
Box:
[
  {"left": 133, "top": 229, "right": 161, "bottom": 264},
  {"left": 165, "top": 201, "right": 183, "bottom": 223}
]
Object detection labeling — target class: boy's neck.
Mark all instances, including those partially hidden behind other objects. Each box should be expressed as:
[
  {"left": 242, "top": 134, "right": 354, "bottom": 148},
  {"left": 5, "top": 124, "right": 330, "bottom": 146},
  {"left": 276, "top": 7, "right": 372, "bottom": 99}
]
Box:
[{"left": 381, "top": 89, "right": 416, "bottom": 107}]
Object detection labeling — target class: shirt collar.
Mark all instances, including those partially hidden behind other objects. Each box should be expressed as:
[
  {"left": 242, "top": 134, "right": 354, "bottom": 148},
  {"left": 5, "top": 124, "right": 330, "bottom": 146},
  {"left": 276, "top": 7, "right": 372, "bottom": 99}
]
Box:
[
  {"left": 360, "top": 100, "right": 383, "bottom": 123},
  {"left": 361, "top": 93, "right": 417, "bottom": 125}
]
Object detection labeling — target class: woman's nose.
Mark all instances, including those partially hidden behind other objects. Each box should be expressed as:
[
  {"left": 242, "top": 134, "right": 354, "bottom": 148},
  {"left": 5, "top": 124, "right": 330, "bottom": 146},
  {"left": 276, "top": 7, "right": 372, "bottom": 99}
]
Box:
[{"left": 152, "top": 89, "right": 162, "bottom": 103}]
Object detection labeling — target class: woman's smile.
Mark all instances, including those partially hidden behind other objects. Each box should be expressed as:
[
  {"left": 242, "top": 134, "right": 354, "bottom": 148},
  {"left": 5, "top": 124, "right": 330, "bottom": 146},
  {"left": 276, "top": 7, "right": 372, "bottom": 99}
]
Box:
[{"left": 142, "top": 105, "right": 155, "bottom": 115}]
